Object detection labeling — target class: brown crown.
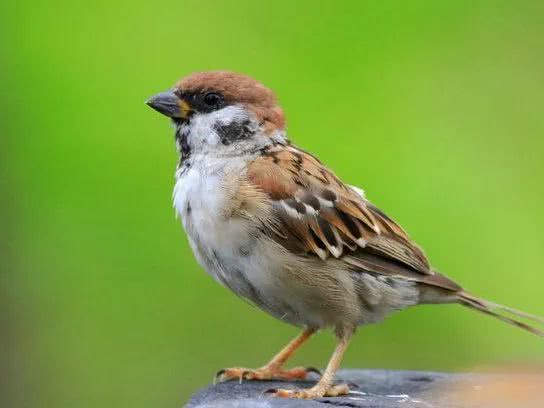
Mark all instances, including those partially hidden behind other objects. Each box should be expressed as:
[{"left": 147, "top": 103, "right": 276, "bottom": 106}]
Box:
[{"left": 176, "top": 71, "right": 285, "bottom": 131}]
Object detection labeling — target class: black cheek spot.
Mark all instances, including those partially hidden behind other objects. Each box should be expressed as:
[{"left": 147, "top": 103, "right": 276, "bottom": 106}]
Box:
[{"left": 213, "top": 120, "right": 254, "bottom": 145}]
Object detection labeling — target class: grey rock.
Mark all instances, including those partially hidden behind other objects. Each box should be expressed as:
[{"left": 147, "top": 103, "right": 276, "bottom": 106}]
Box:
[{"left": 186, "top": 369, "right": 490, "bottom": 407}]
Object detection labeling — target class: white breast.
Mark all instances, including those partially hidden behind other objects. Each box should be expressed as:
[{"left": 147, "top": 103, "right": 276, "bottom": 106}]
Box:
[
  {"left": 173, "top": 156, "right": 254, "bottom": 283},
  {"left": 172, "top": 155, "right": 322, "bottom": 327},
  {"left": 173, "top": 156, "right": 231, "bottom": 239}
]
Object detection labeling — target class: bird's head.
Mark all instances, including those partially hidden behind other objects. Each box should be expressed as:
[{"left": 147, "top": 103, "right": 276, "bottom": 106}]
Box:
[{"left": 146, "top": 71, "right": 286, "bottom": 158}]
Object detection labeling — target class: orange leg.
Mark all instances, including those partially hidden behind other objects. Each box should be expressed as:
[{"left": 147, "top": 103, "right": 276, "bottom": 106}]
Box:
[
  {"left": 268, "top": 331, "right": 352, "bottom": 398},
  {"left": 216, "top": 328, "right": 318, "bottom": 382}
]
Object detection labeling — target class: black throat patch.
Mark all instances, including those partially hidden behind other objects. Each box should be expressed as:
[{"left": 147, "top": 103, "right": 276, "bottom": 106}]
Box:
[{"left": 175, "top": 124, "right": 192, "bottom": 168}]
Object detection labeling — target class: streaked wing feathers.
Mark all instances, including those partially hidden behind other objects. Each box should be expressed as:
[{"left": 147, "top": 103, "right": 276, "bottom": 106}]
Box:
[{"left": 247, "top": 145, "right": 446, "bottom": 284}]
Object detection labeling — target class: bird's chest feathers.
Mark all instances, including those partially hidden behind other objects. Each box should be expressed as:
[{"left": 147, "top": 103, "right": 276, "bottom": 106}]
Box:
[{"left": 173, "top": 158, "right": 253, "bottom": 258}]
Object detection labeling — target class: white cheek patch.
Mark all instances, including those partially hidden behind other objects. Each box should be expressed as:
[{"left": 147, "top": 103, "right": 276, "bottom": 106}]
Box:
[
  {"left": 213, "top": 105, "right": 248, "bottom": 125},
  {"left": 189, "top": 105, "right": 249, "bottom": 148}
]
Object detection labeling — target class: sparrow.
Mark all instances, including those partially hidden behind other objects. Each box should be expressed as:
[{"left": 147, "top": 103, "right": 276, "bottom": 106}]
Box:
[{"left": 146, "top": 71, "right": 544, "bottom": 399}]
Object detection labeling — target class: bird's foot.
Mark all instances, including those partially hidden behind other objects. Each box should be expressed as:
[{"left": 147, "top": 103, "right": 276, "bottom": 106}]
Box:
[
  {"left": 265, "top": 383, "right": 350, "bottom": 399},
  {"left": 215, "top": 365, "right": 320, "bottom": 382}
]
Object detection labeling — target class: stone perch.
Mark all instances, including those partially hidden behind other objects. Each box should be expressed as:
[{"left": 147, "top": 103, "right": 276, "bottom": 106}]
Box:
[{"left": 186, "top": 369, "right": 542, "bottom": 407}]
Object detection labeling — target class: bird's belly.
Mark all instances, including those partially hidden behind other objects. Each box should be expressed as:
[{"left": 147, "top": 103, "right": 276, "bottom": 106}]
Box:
[
  {"left": 183, "top": 221, "right": 311, "bottom": 324},
  {"left": 197, "top": 238, "right": 349, "bottom": 329},
  {"left": 173, "top": 167, "right": 273, "bottom": 303}
]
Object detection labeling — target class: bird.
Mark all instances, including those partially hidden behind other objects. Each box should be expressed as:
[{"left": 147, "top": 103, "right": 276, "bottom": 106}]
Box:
[{"left": 146, "top": 71, "right": 544, "bottom": 399}]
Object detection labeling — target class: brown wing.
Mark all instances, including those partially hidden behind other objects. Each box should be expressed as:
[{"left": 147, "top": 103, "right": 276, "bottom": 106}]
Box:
[{"left": 247, "top": 144, "right": 461, "bottom": 292}]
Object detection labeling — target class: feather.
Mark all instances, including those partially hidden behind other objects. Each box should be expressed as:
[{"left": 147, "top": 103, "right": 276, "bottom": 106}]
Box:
[{"left": 246, "top": 144, "right": 458, "bottom": 292}]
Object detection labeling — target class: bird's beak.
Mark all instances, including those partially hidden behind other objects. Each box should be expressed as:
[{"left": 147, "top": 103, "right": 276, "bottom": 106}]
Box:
[{"left": 145, "top": 90, "right": 192, "bottom": 119}]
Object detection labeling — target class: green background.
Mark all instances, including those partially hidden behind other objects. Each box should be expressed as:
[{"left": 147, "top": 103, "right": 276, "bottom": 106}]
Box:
[{"left": 2, "top": 1, "right": 543, "bottom": 406}]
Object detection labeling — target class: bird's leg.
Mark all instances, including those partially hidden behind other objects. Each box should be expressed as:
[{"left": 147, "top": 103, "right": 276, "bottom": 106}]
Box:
[
  {"left": 268, "top": 330, "right": 352, "bottom": 398},
  {"left": 216, "top": 328, "right": 318, "bottom": 382}
]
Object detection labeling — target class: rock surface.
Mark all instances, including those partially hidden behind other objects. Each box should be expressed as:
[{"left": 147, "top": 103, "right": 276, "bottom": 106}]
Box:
[{"left": 186, "top": 369, "right": 490, "bottom": 407}]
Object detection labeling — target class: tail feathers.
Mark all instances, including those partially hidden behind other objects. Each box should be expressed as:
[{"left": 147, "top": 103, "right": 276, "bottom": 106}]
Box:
[{"left": 459, "top": 292, "right": 544, "bottom": 337}]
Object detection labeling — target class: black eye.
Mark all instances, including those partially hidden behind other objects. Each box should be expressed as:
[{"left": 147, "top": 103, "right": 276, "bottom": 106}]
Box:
[{"left": 203, "top": 92, "right": 222, "bottom": 107}]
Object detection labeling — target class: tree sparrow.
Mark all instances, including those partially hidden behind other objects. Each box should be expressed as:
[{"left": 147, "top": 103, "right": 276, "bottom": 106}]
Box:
[{"left": 146, "top": 71, "right": 543, "bottom": 399}]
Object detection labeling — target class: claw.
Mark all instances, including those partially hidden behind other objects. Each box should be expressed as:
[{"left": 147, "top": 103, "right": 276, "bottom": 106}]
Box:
[
  {"left": 215, "top": 368, "right": 247, "bottom": 383},
  {"left": 214, "top": 366, "right": 317, "bottom": 382},
  {"left": 305, "top": 367, "right": 322, "bottom": 376},
  {"left": 345, "top": 380, "right": 360, "bottom": 390},
  {"left": 272, "top": 388, "right": 298, "bottom": 398},
  {"left": 262, "top": 387, "right": 279, "bottom": 397},
  {"left": 264, "top": 383, "right": 350, "bottom": 399},
  {"left": 239, "top": 370, "right": 249, "bottom": 384},
  {"left": 215, "top": 369, "right": 226, "bottom": 381}
]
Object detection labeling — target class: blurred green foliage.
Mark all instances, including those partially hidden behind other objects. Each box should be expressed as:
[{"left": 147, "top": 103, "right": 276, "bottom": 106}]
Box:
[{"left": 2, "top": 0, "right": 544, "bottom": 406}]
